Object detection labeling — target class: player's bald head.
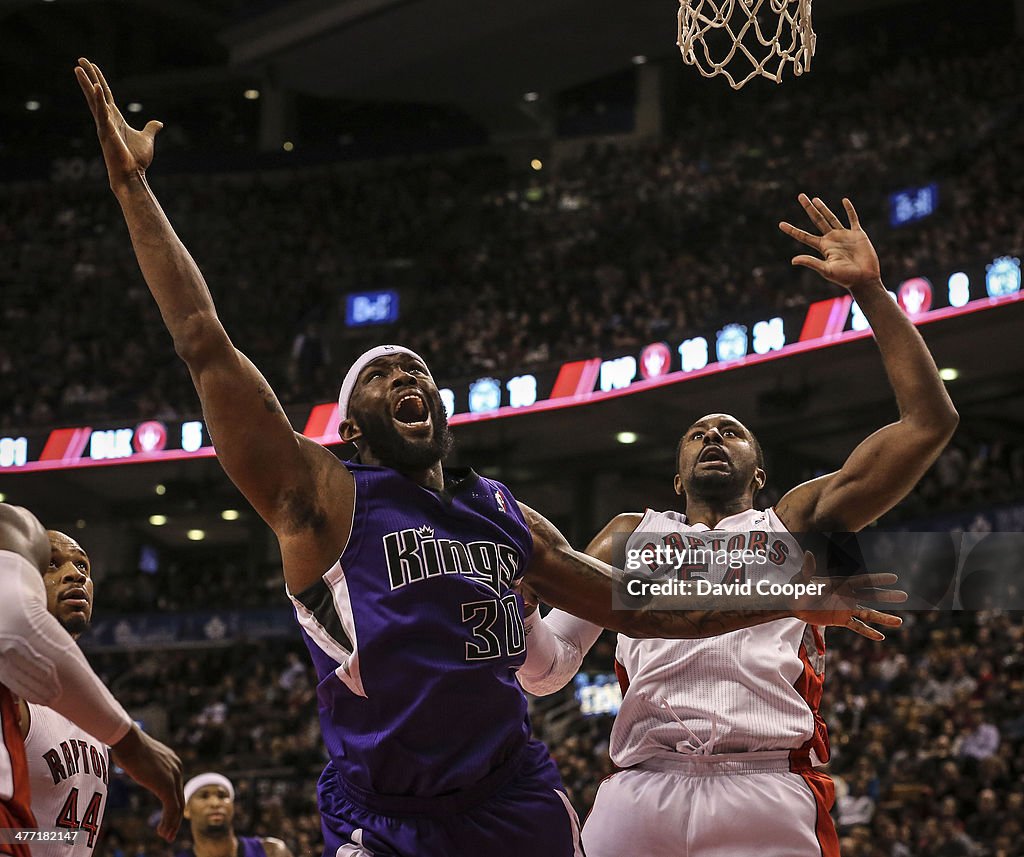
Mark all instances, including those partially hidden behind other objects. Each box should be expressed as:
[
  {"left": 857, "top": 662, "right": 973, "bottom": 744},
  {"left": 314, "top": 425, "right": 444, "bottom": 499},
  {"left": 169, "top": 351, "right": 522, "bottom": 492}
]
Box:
[{"left": 676, "top": 414, "right": 764, "bottom": 473}]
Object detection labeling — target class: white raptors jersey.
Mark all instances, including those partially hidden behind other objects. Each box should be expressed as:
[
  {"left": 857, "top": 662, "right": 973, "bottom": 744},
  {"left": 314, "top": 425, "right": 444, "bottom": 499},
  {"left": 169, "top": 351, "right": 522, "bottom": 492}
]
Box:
[
  {"left": 24, "top": 703, "right": 109, "bottom": 856},
  {"left": 611, "top": 507, "right": 829, "bottom": 766}
]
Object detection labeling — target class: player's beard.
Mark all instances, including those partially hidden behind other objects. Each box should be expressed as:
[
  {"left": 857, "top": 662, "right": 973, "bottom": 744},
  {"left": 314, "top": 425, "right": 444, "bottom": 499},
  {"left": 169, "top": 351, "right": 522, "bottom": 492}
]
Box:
[
  {"left": 687, "top": 464, "right": 751, "bottom": 502},
  {"left": 59, "top": 612, "right": 91, "bottom": 638},
  {"left": 353, "top": 389, "right": 454, "bottom": 472},
  {"left": 200, "top": 821, "right": 231, "bottom": 838}
]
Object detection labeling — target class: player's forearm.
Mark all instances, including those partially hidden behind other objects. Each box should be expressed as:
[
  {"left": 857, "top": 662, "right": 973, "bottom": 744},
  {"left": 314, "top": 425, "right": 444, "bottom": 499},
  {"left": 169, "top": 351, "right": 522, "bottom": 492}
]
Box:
[
  {"left": 852, "top": 280, "right": 958, "bottom": 430},
  {"left": 113, "top": 174, "right": 228, "bottom": 363},
  {"left": 532, "top": 547, "right": 795, "bottom": 640},
  {"left": 518, "top": 609, "right": 602, "bottom": 695}
]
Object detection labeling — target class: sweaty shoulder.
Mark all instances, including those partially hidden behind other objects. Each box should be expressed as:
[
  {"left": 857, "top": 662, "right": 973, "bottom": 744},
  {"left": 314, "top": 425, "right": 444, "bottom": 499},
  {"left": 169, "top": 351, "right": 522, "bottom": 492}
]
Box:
[
  {"left": 586, "top": 512, "right": 645, "bottom": 562},
  {"left": 0, "top": 504, "right": 49, "bottom": 571},
  {"left": 773, "top": 476, "right": 829, "bottom": 533}
]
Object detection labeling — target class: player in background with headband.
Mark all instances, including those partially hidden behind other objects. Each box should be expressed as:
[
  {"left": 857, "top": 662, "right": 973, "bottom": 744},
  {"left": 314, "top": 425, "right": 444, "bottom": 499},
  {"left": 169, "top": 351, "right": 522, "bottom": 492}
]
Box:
[
  {"left": 177, "top": 773, "right": 291, "bottom": 857},
  {"left": 518, "top": 196, "right": 959, "bottom": 857},
  {"left": 77, "top": 59, "right": 904, "bottom": 857},
  {"left": 0, "top": 503, "right": 183, "bottom": 855}
]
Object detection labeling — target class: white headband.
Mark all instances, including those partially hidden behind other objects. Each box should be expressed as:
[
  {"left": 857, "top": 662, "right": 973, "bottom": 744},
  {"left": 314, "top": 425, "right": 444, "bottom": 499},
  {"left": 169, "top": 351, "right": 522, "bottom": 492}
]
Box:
[
  {"left": 184, "top": 773, "right": 235, "bottom": 805},
  {"left": 337, "top": 344, "right": 428, "bottom": 423}
]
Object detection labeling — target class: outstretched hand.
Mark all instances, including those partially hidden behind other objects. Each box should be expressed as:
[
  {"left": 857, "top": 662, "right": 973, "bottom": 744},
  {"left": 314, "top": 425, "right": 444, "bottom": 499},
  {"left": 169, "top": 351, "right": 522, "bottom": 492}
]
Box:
[
  {"left": 75, "top": 57, "right": 162, "bottom": 189},
  {"left": 779, "top": 194, "right": 882, "bottom": 292},
  {"left": 111, "top": 724, "right": 183, "bottom": 842},
  {"left": 789, "top": 551, "right": 906, "bottom": 641}
]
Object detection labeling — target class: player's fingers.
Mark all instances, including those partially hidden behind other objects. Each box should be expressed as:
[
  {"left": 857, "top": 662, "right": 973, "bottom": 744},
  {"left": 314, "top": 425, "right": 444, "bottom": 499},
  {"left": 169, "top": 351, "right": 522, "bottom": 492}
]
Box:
[
  {"left": 143, "top": 120, "right": 164, "bottom": 140},
  {"left": 811, "top": 197, "right": 844, "bottom": 230},
  {"left": 791, "top": 255, "right": 827, "bottom": 276},
  {"left": 854, "top": 607, "right": 903, "bottom": 628},
  {"left": 797, "top": 193, "right": 830, "bottom": 233},
  {"left": 843, "top": 197, "right": 860, "bottom": 229},
  {"left": 779, "top": 222, "right": 822, "bottom": 249},
  {"left": 796, "top": 550, "right": 815, "bottom": 582},
  {"left": 845, "top": 573, "right": 899, "bottom": 589},
  {"left": 158, "top": 786, "right": 183, "bottom": 841},
  {"left": 74, "top": 65, "right": 94, "bottom": 102},
  {"left": 93, "top": 62, "right": 116, "bottom": 106},
  {"left": 846, "top": 617, "right": 885, "bottom": 641},
  {"left": 851, "top": 587, "right": 908, "bottom": 604},
  {"left": 77, "top": 57, "right": 99, "bottom": 88}
]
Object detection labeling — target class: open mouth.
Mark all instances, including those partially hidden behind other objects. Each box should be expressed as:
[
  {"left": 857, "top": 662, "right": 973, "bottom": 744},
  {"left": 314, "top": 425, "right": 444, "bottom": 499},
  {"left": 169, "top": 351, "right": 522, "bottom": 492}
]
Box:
[
  {"left": 699, "top": 446, "right": 729, "bottom": 464},
  {"left": 60, "top": 588, "right": 90, "bottom": 609},
  {"left": 394, "top": 392, "right": 429, "bottom": 426}
]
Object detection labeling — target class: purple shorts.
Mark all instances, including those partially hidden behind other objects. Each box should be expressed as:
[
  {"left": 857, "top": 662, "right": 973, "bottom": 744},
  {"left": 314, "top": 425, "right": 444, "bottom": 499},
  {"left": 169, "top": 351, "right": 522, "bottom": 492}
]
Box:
[{"left": 317, "top": 741, "right": 583, "bottom": 857}]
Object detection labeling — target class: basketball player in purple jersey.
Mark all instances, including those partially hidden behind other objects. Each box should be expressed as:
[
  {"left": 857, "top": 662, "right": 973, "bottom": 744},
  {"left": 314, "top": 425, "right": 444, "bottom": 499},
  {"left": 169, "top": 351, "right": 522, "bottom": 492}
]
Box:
[
  {"left": 77, "top": 61, "right": 905, "bottom": 856},
  {"left": 177, "top": 774, "right": 291, "bottom": 857}
]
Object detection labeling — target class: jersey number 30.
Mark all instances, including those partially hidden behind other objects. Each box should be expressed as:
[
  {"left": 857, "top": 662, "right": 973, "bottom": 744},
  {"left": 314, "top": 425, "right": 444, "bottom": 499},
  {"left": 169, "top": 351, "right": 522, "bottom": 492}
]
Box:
[{"left": 462, "top": 594, "right": 526, "bottom": 661}]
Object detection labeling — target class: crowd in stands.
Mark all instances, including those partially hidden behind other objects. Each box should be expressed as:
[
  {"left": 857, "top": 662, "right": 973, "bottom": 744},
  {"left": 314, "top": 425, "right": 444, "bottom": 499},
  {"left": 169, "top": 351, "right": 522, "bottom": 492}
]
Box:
[{"left": 1, "top": 31, "right": 1022, "bottom": 435}]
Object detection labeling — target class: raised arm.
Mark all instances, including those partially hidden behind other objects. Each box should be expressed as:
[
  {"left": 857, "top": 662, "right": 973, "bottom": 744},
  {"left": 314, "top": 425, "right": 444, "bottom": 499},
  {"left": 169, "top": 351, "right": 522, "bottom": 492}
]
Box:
[
  {"left": 518, "top": 504, "right": 904, "bottom": 641},
  {"left": 775, "top": 195, "right": 959, "bottom": 533},
  {"left": 76, "top": 59, "right": 349, "bottom": 583}
]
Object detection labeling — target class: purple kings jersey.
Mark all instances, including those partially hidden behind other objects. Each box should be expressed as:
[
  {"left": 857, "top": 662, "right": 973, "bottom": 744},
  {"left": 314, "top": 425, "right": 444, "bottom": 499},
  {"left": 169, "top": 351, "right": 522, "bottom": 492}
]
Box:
[
  {"left": 177, "top": 836, "right": 266, "bottom": 857},
  {"left": 289, "top": 463, "right": 537, "bottom": 802}
]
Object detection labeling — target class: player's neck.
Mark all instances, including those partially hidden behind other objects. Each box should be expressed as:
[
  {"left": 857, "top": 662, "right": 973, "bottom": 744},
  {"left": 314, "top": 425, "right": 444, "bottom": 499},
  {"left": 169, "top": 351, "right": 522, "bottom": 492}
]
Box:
[
  {"left": 683, "top": 496, "right": 753, "bottom": 528},
  {"left": 193, "top": 831, "right": 238, "bottom": 857},
  {"left": 359, "top": 450, "right": 445, "bottom": 490},
  {"left": 406, "top": 461, "right": 445, "bottom": 491}
]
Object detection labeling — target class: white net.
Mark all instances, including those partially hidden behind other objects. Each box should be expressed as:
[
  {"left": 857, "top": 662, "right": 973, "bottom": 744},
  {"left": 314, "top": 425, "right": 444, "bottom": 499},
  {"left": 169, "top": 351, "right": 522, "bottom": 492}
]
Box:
[{"left": 677, "top": 0, "right": 816, "bottom": 90}]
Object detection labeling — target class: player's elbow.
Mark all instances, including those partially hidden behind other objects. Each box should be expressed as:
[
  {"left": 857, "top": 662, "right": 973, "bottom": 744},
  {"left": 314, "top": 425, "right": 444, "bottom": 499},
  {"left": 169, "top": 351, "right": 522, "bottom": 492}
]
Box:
[
  {"left": 172, "top": 311, "right": 231, "bottom": 368},
  {"left": 518, "top": 671, "right": 572, "bottom": 697},
  {"left": 909, "top": 404, "right": 959, "bottom": 447}
]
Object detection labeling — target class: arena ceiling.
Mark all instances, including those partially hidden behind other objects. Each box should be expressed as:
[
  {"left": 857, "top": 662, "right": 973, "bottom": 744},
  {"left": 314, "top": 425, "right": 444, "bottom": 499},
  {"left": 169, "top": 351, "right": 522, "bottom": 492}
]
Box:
[{"left": 1, "top": 0, "right": 922, "bottom": 137}]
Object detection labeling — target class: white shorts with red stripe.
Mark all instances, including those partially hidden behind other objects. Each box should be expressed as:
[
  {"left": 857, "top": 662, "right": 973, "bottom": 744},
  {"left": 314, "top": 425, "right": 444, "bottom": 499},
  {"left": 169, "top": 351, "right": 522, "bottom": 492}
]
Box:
[{"left": 581, "top": 751, "right": 839, "bottom": 857}]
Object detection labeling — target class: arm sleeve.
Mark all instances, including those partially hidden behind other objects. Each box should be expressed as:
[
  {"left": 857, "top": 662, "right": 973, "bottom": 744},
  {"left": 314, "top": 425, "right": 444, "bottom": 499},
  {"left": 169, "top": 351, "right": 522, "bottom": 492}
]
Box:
[
  {"left": 0, "top": 550, "right": 133, "bottom": 746},
  {"left": 517, "top": 608, "right": 605, "bottom": 696}
]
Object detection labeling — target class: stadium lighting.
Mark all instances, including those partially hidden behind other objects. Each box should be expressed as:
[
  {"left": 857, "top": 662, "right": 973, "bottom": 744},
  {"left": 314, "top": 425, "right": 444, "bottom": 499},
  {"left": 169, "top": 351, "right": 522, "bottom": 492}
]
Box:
[
  {"left": 282, "top": 141, "right": 294, "bottom": 152},
  {"left": 939, "top": 368, "right": 959, "bottom": 382},
  {"left": 221, "top": 509, "right": 240, "bottom": 521},
  {"left": 187, "top": 529, "right": 206, "bottom": 541},
  {"left": 75, "top": 520, "right": 86, "bottom": 530},
  {"left": 531, "top": 159, "right": 543, "bottom": 171},
  {"left": 126, "top": 102, "right": 143, "bottom": 113},
  {"left": 155, "top": 483, "right": 166, "bottom": 495},
  {"left": 0, "top": 493, "right": 6, "bottom": 502},
  {"left": 25, "top": 100, "right": 40, "bottom": 111},
  {"left": 244, "top": 89, "right": 260, "bottom": 100},
  {"left": 632, "top": 55, "right": 648, "bottom": 65},
  {"left": 523, "top": 91, "right": 540, "bottom": 103},
  {"left": 616, "top": 431, "right": 638, "bottom": 445},
  {"left": 149, "top": 514, "right": 168, "bottom": 526}
]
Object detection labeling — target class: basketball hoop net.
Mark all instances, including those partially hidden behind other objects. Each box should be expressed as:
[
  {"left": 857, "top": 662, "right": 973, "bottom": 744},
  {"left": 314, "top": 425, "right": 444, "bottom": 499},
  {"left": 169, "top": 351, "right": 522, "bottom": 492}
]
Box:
[{"left": 677, "top": 0, "right": 816, "bottom": 90}]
